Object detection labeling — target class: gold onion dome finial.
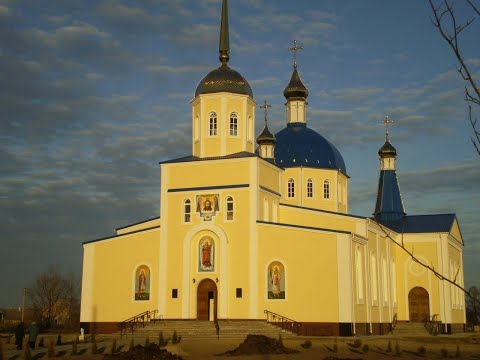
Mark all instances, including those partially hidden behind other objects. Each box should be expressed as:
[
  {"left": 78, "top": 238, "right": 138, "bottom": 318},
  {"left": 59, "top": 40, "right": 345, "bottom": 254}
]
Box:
[
  {"left": 219, "top": 0, "right": 230, "bottom": 66},
  {"left": 283, "top": 40, "right": 309, "bottom": 100},
  {"left": 257, "top": 100, "right": 276, "bottom": 144},
  {"left": 194, "top": 0, "right": 253, "bottom": 97},
  {"left": 378, "top": 116, "right": 397, "bottom": 158}
]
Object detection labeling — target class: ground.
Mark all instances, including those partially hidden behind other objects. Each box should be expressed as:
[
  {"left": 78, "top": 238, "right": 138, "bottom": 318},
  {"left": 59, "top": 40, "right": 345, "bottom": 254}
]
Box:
[{"left": 1, "top": 332, "right": 480, "bottom": 359}]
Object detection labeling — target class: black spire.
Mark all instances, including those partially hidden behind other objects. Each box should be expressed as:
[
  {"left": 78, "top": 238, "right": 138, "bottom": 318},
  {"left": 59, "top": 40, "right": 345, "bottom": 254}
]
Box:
[{"left": 219, "top": 0, "right": 230, "bottom": 66}]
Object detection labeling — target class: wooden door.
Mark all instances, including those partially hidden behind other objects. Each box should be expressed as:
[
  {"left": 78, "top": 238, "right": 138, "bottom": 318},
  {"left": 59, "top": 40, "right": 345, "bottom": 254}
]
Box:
[
  {"left": 196, "top": 279, "right": 217, "bottom": 320},
  {"left": 408, "top": 287, "right": 430, "bottom": 322}
]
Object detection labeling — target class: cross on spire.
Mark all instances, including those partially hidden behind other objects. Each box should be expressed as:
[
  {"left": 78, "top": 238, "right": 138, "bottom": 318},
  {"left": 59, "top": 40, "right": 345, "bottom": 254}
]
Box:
[
  {"left": 260, "top": 100, "right": 271, "bottom": 125},
  {"left": 288, "top": 39, "right": 303, "bottom": 69},
  {"left": 382, "top": 115, "right": 394, "bottom": 141}
]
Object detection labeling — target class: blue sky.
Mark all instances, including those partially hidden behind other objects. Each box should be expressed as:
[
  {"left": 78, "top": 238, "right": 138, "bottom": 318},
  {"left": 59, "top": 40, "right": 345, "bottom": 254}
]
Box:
[{"left": 1, "top": 0, "right": 479, "bottom": 307}]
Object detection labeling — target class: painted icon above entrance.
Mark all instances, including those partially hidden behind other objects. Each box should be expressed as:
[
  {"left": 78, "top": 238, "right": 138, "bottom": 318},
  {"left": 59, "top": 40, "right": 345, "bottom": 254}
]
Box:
[
  {"left": 196, "top": 194, "right": 220, "bottom": 221},
  {"left": 199, "top": 237, "right": 215, "bottom": 272}
]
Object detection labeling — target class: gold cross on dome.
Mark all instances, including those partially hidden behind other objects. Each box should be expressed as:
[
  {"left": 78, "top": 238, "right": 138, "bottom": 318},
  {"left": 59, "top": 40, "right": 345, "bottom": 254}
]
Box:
[
  {"left": 288, "top": 39, "right": 303, "bottom": 69},
  {"left": 382, "top": 115, "right": 394, "bottom": 140},
  {"left": 260, "top": 100, "right": 271, "bottom": 124}
]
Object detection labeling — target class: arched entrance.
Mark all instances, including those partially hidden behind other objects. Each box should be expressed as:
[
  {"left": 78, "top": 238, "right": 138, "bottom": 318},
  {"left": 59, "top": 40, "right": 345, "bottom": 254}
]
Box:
[
  {"left": 196, "top": 279, "right": 217, "bottom": 321},
  {"left": 408, "top": 287, "right": 430, "bottom": 322}
]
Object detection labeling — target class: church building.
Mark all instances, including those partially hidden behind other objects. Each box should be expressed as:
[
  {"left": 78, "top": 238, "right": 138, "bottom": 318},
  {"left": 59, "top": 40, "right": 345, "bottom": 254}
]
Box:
[{"left": 80, "top": 0, "right": 466, "bottom": 336}]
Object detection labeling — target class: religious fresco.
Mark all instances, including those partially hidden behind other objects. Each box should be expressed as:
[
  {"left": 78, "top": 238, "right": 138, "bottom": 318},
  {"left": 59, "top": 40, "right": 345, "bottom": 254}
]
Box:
[
  {"left": 134, "top": 265, "right": 150, "bottom": 301},
  {"left": 196, "top": 194, "right": 219, "bottom": 221},
  {"left": 267, "top": 261, "right": 285, "bottom": 299},
  {"left": 198, "top": 237, "right": 215, "bottom": 272}
]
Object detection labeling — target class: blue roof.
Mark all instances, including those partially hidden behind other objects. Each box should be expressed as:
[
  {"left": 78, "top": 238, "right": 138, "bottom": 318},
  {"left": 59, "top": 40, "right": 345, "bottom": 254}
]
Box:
[
  {"left": 379, "top": 214, "right": 456, "bottom": 234},
  {"left": 374, "top": 170, "right": 405, "bottom": 222},
  {"left": 274, "top": 123, "right": 347, "bottom": 174}
]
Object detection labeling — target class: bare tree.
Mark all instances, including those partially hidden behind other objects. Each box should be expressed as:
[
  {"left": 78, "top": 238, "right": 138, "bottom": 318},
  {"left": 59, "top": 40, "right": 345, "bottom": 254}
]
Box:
[
  {"left": 28, "top": 266, "right": 80, "bottom": 330},
  {"left": 427, "top": 0, "right": 480, "bottom": 155},
  {"left": 466, "top": 285, "right": 480, "bottom": 325}
]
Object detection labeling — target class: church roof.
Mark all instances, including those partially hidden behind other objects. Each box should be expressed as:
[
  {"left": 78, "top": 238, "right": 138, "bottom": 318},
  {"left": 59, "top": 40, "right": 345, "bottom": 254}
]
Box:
[
  {"left": 194, "top": 0, "right": 253, "bottom": 98},
  {"left": 283, "top": 68, "right": 309, "bottom": 100},
  {"left": 274, "top": 122, "right": 347, "bottom": 175},
  {"left": 379, "top": 214, "right": 457, "bottom": 234},
  {"left": 378, "top": 139, "right": 397, "bottom": 158},
  {"left": 373, "top": 170, "right": 406, "bottom": 222},
  {"left": 160, "top": 151, "right": 258, "bottom": 164}
]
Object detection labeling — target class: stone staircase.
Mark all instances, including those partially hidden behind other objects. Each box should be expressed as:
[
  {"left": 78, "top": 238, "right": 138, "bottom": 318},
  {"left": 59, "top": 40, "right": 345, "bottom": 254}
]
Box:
[
  {"left": 121, "top": 320, "right": 298, "bottom": 340},
  {"left": 392, "top": 322, "right": 430, "bottom": 336}
]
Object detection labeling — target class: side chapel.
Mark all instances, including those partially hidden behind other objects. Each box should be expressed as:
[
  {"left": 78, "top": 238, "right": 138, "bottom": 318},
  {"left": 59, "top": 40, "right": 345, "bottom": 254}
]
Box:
[{"left": 80, "top": 0, "right": 466, "bottom": 336}]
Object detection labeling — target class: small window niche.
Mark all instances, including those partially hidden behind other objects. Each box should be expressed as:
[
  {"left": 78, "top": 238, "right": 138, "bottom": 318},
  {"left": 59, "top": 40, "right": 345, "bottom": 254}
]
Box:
[
  {"left": 172, "top": 289, "right": 178, "bottom": 298},
  {"left": 236, "top": 288, "right": 242, "bottom": 298}
]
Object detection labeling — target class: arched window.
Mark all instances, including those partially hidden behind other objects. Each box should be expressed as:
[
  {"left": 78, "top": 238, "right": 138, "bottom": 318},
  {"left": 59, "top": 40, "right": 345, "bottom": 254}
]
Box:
[
  {"left": 263, "top": 197, "right": 269, "bottom": 221},
  {"left": 184, "top": 199, "right": 191, "bottom": 222},
  {"left": 229, "top": 113, "right": 238, "bottom": 136},
  {"left": 287, "top": 179, "right": 295, "bottom": 198},
  {"left": 226, "top": 196, "right": 234, "bottom": 220},
  {"left": 323, "top": 180, "right": 330, "bottom": 199},
  {"left": 307, "top": 179, "right": 313, "bottom": 198},
  {"left": 247, "top": 115, "right": 252, "bottom": 141},
  {"left": 209, "top": 112, "right": 217, "bottom": 136}
]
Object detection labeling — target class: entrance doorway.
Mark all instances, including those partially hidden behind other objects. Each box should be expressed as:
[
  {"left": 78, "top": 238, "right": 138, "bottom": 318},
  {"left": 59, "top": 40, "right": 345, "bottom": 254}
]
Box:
[
  {"left": 408, "top": 286, "right": 430, "bottom": 322},
  {"left": 196, "top": 279, "right": 217, "bottom": 320}
]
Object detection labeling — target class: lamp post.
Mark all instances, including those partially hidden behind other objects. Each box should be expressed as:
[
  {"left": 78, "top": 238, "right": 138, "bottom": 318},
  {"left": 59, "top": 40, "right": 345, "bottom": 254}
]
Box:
[{"left": 21, "top": 287, "right": 27, "bottom": 322}]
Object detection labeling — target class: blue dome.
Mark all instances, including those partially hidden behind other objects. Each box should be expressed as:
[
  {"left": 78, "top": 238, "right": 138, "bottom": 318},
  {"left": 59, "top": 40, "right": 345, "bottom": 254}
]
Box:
[{"left": 274, "top": 123, "right": 347, "bottom": 174}]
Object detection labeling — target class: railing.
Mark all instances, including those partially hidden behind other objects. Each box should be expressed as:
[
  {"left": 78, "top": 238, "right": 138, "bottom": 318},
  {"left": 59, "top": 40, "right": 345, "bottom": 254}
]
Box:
[
  {"left": 424, "top": 314, "right": 440, "bottom": 335},
  {"left": 391, "top": 313, "right": 398, "bottom": 332},
  {"left": 118, "top": 309, "right": 159, "bottom": 335},
  {"left": 264, "top": 310, "right": 301, "bottom": 335}
]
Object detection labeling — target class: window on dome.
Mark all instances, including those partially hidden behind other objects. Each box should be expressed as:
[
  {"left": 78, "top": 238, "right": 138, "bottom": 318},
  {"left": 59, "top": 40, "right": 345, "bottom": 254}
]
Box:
[
  {"left": 229, "top": 113, "right": 238, "bottom": 136},
  {"left": 226, "top": 196, "right": 234, "bottom": 220},
  {"left": 307, "top": 179, "right": 313, "bottom": 198},
  {"left": 287, "top": 179, "right": 295, "bottom": 198},
  {"left": 323, "top": 180, "right": 330, "bottom": 199},
  {"left": 209, "top": 112, "right": 217, "bottom": 136},
  {"left": 184, "top": 199, "right": 191, "bottom": 223}
]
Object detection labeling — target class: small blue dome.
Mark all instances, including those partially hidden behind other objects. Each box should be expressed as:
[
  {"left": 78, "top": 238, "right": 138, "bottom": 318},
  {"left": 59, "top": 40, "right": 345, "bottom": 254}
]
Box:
[{"left": 274, "top": 123, "right": 347, "bottom": 174}]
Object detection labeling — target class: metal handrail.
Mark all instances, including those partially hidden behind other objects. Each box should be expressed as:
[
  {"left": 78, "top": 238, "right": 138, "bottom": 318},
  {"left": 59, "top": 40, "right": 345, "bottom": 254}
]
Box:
[
  {"left": 118, "top": 309, "right": 159, "bottom": 335},
  {"left": 423, "top": 313, "right": 440, "bottom": 335},
  {"left": 264, "top": 309, "right": 301, "bottom": 335}
]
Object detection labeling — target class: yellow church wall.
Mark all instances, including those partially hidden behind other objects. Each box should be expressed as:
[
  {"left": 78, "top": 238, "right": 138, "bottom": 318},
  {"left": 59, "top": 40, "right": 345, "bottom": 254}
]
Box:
[
  {"left": 256, "top": 224, "right": 340, "bottom": 322},
  {"left": 448, "top": 242, "right": 465, "bottom": 324},
  {"left": 278, "top": 204, "right": 361, "bottom": 235},
  {"left": 164, "top": 159, "right": 251, "bottom": 190},
  {"left": 116, "top": 217, "right": 160, "bottom": 235},
  {"left": 449, "top": 219, "right": 463, "bottom": 245},
  {"left": 258, "top": 160, "right": 282, "bottom": 195},
  {"left": 83, "top": 228, "right": 160, "bottom": 322}
]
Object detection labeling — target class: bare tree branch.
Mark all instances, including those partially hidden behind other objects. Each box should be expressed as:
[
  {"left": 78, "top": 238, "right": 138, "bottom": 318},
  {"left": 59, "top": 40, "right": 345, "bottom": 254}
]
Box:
[{"left": 376, "top": 222, "right": 480, "bottom": 306}]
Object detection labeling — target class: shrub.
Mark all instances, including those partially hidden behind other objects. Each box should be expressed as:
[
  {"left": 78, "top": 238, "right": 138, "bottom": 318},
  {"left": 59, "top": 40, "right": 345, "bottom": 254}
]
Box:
[
  {"left": 395, "top": 341, "right": 401, "bottom": 356},
  {"left": 72, "top": 336, "right": 78, "bottom": 355},
  {"left": 171, "top": 330, "right": 181, "bottom": 345},
  {"left": 277, "top": 334, "right": 283, "bottom": 347},
  {"left": 440, "top": 348, "right": 448, "bottom": 358},
  {"left": 90, "top": 334, "right": 97, "bottom": 355},
  {"left": 387, "top": 339, "right": 392, "bottom": 352},
  {"left": 362, "top": 344, "right": 370, "bottom": 354},
  {"left": 110, "top": 338, "right": 117, "bottom": 354},
  {"left": 0, "top": 338, "right": 4, "bottom": 360},
  {"left": 128, "top": 338, "right": 134, "bottom": 352},
  {"left": 353, "top": 338, "right": 362, "bottom": 348},
  {"left": 144, "top": 336, "right": 149, "bottom": 348},
  {"left": 158, "top": 331, "right": 168, "bottom": 347},
  {"left": 333, "top": 338, "right": 338, "bottom": 353},
  {"left": 38, "top": 337, "right": 44, "bottom": 347},
  {"left": 301, "top": 340, "right": 312, "bottom": 349},
  {"left": 47, "top": 338, "right": 55, "bottom": 358},
  {"left": 23, "top": 341, "right": 32, "bottom": 360},
  {"left": 56, "top": 335, "right": 62, "bottom": 346},
  {"left": 417, "top": 345, "right": 426, "bottom": 356}
]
